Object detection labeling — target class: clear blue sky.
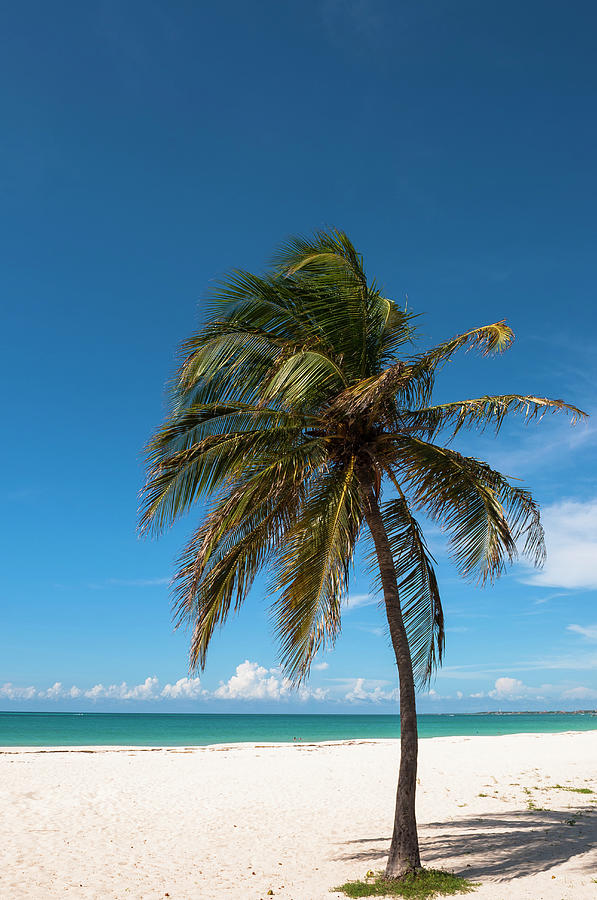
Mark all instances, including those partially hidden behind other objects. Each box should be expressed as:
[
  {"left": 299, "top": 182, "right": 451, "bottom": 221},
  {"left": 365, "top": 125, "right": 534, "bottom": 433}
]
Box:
[{"left": 2, "top": 0, "right": 596, "bottom": 713}]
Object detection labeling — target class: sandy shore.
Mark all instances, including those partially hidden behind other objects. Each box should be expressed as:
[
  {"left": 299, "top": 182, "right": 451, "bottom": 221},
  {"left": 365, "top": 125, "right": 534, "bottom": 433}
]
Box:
[{"left": 1, "top": 731, "right": 596, "bottom": 899}]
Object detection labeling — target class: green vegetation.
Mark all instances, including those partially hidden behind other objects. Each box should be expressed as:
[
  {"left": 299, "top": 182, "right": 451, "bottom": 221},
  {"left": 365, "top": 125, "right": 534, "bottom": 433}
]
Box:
[
  {"left": 542, "top": 784, "right": 594, "bottom": 794},
  {"left": 523, "top": 787, "right": 545, "bottom": 812},
  {"left": 334, "top": 869, "right": 478, "bottom": 898}
]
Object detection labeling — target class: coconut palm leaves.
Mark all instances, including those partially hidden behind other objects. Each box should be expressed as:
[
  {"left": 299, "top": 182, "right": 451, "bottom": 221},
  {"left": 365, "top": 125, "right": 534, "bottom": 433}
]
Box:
[
  {"left": 379, "top": 494, "right": 444, "bottom": 685},
  {"left": 141, "top": 227, "right": 586, "bottom": 685}
]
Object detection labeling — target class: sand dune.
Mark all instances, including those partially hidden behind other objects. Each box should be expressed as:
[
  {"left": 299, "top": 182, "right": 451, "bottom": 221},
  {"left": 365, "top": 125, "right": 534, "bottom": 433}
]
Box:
[{"left": 2, "top": 731, "right": 596, "bottom": 899}]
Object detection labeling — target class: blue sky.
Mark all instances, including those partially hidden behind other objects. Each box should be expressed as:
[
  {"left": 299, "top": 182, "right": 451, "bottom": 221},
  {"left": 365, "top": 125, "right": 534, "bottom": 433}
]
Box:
[{"left": 1, "top": 0, "right": 596, "bottom": 713}]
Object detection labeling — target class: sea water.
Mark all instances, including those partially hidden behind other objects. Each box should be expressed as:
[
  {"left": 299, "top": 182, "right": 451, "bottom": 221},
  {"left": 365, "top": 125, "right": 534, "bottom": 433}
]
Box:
[{"left": 1, "top": 711, "right": 595, "bottom": 747}]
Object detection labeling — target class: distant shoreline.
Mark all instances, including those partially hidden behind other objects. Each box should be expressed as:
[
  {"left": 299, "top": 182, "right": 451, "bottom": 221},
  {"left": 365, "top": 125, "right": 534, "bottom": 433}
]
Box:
[
  {"left": 2, "top": 708, "right": 596, "bottom": 716},
  {"left": 0, "top": 730, "right": 595, "bottom": 753}
]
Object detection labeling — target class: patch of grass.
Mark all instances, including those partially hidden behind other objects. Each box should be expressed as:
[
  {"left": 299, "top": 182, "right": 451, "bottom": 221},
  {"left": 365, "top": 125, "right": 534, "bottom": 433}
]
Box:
[
  {"left": 333, "top": 869, "right": 478, "bottom": 898},
  {"left": 522, "top": 787, "right": 545, "bottom": 812},
  {"left": 553, "top": 784, "right": 594, "bottom": 794},
  {"left": 534, "top": 783, "right": 594, "bottom": 794}
]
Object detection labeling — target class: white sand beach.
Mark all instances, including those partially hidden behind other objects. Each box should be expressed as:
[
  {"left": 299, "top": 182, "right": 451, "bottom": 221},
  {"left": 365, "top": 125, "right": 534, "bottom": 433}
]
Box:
[{"left": 1, "top": 731, "right": 596, "bottom": 900}]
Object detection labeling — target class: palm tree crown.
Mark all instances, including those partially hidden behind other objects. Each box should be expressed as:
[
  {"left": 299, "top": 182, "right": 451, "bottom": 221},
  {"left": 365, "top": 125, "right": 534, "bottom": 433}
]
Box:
[{"left": 140, "top": 228, "right": 585, "bottom": 689}]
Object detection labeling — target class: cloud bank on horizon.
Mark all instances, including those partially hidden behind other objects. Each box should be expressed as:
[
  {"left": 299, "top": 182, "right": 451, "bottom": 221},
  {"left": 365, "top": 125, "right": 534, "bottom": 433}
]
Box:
[{"left": 3, "top": 659, "right": 596, "bottom": 708}]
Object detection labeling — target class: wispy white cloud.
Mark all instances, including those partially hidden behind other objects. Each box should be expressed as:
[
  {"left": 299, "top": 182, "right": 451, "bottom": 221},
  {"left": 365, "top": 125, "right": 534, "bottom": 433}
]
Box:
[
  {"left": 561, "top": 686, "right": 597, "bottom": 700},
  {"left": 343, "top": 593, "right": 377, "bottom": 610},
  {"left": 351, "top": 623, "right": 385, "bottom": 637},
  {"left": 485, "top": 420, "right": 596, "bottom": 479},
  {"left": 533, "top": 592, "right": 569, "bottom": 606},
  {"left": 567, "top": 623, "right": 597, "bottom": 642},
  {"left": 312, "top": 661, "right": 329, "bottom": 671},
  {"left": 106, "top": 577, "right": 170, "bottom": 587}
]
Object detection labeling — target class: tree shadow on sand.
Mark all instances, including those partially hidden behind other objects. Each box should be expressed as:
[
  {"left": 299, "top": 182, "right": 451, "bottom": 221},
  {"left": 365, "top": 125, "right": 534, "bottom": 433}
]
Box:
[{"left": 336, "top": 806, "right": 597, "bottom": 880}]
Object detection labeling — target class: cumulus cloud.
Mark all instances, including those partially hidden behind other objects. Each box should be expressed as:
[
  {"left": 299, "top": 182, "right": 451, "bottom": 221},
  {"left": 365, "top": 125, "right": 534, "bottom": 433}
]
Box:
[
  {"left": 522, "top": 499, "right": 597, "bottom": 589},
  {"left": 84, "top": 677, "right": 160, "bottom": 701},
  {"left": 312, "top": 662, "right": 329, "bottom": 671},
  {"left": 38, "top": 682, "right": 81, "bottom": 700},
  {"left": 0, "top": 683, "right": 37, "bottom": 700},
  {"left": 489, "top": 677, "right": 528, "bottom": 699},
  {"left": 161, "top": 677, "right": 204, "bottom": 699},
  {"left": 214, "top": 661, "right": 291, "bottom": 701},
  {"left": 484, "top": 676, "right": 597, "bottom": 702},
  {"left": 0, "top": 662, "right": 331, "bottom": 705},
  {"left": 567, "top": 624, "right": 597, "bottom": 642},
  {"left": 344, "top": 677, "right": 397, "bottom": 703},
  {"left": 213, "top": 660, "right": 328, "bottom": 702}
]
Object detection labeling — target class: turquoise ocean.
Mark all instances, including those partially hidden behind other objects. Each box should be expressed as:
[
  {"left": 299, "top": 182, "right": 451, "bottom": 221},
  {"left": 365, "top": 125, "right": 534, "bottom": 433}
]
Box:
[{"left": 1, "top": 712, "right": 596, "bottom": 747}]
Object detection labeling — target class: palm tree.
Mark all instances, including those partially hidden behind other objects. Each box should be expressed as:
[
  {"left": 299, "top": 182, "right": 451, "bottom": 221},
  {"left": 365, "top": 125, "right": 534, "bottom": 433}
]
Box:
[{"left": 140, "top": 229, "right": 585, "bottom": 879}]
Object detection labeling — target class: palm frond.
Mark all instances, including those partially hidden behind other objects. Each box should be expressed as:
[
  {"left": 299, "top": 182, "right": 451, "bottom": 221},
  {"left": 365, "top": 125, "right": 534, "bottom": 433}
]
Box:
[
  {"left": 261, "top": 350, "right": 347, "bottom": 410},
  {"left": 178, "top": 484, "right": 298, "bottom": 671},
  {"left": 172, "top": 442, "right": 326, "bottom": 669},
  {"left": 148, "top": 402, "right": 313, "bottom": 456},
  {"left": 272, "top": 228, "right": 367, "bottom": 286},
  {"left": 411, "top": 321, "right": 514, "bottom": 374},
  {"left": 140, "top": 427, "right": 314, "bottom": 535},
  {"left": 392, "top": 436, "right": 544, "bottom": 582},
  {"left": 378, "top": 495, "right": 444, "bottom": 687},
  {"left": 271, "top": 228, "right": 374, "bottom": 379},
  {"left": 327, "top": 360, "right": 428, "bottom": 428},
  {"left": 176, "top": 327, "right": 281, "bottom": 404},
  {"left": 404, "top": 394, "right": 588, "bottom": 439},
  {"left": 271, "top": 459, "right": 362, "bottom": 681}
]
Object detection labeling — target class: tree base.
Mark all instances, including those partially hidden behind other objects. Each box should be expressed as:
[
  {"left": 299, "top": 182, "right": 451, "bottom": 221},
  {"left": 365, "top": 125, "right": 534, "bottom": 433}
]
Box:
[{"left": 334, "top": 867, "right": 479, "bottom": 898}]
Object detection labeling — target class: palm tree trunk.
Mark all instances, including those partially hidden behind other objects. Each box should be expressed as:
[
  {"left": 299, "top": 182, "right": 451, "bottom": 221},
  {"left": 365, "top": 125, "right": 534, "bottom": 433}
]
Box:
[{"left": 360, "top": 480, "right": 421, "bottom": 878}]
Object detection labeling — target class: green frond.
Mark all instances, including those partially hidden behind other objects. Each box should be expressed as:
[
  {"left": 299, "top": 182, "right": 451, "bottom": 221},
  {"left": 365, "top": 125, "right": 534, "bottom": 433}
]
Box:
[
  {"left": 176, "top": 327, "right": 280, "bottom": 404},
  {"left": 140, "top": 427, "right": 313, "bottom": 535},
  {"left": 203, "top": 270, "right": 320, "bottom": 345},
  {"left": 378, "top": 495, "right": 444, "bottom": 687},
  {"left": 393, "top": 437, "right": 519, "bottom": 582},
  {"left": 376, "top": 299, "right": 420, "bottom": 363},
  {"left": 272, "top": 228, "right": 367, "bottom": 287},
  {"left": 271, "top": 459, "right": 362, "bottom": 682},
  {"left": 148, "top": 402, "right": 312, "bottom": 457},
  {"left": 179, "top": 486, "right": 298, "bottom": 671},
  {"left": 410, "top": 320, "right": 514, "bottom": 377},
  {"left": 271, "top": 228, "right": 374, "bottom": 379},
  {"left": 172, "top": 443, "right": 326, "bottom": 670},
  {"left": 405, "top": 394, "right": 588, "bottom": 438},
  {"left": 261, "top": 349, "right": 347, "bottom": 410}
]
